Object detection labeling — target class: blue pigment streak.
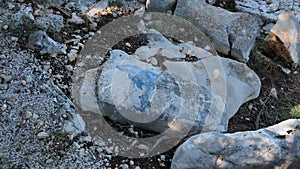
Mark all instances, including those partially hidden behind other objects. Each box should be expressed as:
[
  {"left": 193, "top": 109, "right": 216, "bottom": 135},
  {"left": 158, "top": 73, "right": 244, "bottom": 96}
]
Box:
[{"left": 116, "top": 65, "right": 158, "bottom": 111}]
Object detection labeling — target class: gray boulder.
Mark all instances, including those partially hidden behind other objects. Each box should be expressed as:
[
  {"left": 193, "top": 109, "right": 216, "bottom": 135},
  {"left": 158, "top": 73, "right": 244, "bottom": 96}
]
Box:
[
  {"left": 146, "top": 0, "right": 177, "bottom": 13},
  {"left": 174, "top": 0, "right": 261, "bottom": 62},
  {"left": 171, "top": 119, "right": 300, "bottom": 169},
  {"left": 263, "top": 11, "right": 300, "bottom": 68},
  {"left": 76, "top": 30, "right": 261, "bottom": 134}
]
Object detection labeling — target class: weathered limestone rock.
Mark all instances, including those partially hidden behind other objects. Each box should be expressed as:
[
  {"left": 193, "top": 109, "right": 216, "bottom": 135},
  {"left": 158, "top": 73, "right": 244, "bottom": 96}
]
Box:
[
  {"left": 76, "top": 30, "right": 261, "bottom": 134},
  {"left": 235, "top": 0, "right": 300, "bottom": 22},
  {"left": 171, "top": 119, "right": 300, "bottom": 169},
  {"left": 146, "top": 0, "right": 177, "bottom": 13},
  {"left": 28, "top": 31, "right": 66, "bottom": 56},
  {"left": 263, "top": 11, "right": 300, "bottom": 67},
  {"left": 174, "top": 0, "right": 261, "bottom": 62}
]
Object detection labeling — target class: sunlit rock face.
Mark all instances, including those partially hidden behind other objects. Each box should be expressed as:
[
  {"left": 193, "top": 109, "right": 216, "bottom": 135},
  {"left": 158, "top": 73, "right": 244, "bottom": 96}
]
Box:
[
  {"left": 171, "top": 119, "right": 300, "bottom": 169},
  {"left": 77, "top": 30, "right": 261, "bottom": 135},
  {"left": 263, "top": 11, "right": 300, "bottom": 68},
  {"left": 174, "top": 0, "right": 261, "bottom": 62}
]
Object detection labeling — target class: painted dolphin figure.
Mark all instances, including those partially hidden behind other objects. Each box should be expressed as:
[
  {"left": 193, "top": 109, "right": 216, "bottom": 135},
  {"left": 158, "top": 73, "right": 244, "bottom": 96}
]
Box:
[{"left": 116, "top": 65, "right": 159, "bottom": 111}]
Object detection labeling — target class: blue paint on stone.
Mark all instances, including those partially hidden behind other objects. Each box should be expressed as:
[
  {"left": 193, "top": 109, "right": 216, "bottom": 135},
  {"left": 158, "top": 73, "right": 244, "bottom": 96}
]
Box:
[{"left": 116, "top": 65, "right": 159, "bottom": 111}]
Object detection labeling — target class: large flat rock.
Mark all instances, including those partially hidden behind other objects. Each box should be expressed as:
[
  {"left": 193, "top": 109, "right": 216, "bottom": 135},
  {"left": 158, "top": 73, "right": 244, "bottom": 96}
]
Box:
[
  {"left": 174, "top": 0, "right": 261, "bottom": 62},
  {"left": 171, "top": 119, "right": 300, "bottom": 169},
  {"left": 76, "top": 30, "right": 261, "bottom": 135}
]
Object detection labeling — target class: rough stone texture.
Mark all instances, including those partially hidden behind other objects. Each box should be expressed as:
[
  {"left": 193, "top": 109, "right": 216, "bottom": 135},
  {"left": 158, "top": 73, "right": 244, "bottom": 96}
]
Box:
[
  {"left": 11, "top": 4, "right": 35, "bottom": 26},
  {"left": 263, "top": 11, "right": 300, "bottom": 68},
  {"left": 235, "top": 0, "right": 300, "bottom": 22},
  {"left": 146, "top": 0, "right": 177, "bottom": 13},
  {"left": 27, "top": 30, "right": 67, "bottom": 56},
  {"left": 174, "top": 0, "right": 261, "bottom": 62},
  {"left": 171, "top": 119, "right": 300, "bottom": 169},
  {"left": 76, "top": 30, "right": 261, "bottom": 134},
  {"left": 35, "top": 14, "right": 64, "bottom": 33}
]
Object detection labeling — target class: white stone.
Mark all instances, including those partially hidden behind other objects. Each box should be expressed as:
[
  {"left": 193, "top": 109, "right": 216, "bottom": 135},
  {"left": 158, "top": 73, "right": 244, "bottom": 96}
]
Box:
[
  {"left": 77, "top": 30, "right": 261, "bottom": 135},
  {"left": 263, "top": 11, "right": 300, "bottom": 67},
  {"left": 174, "top": 0, "right": 261, "bottom": 62},
  {"left": 37, "top": 132, "right": 49, "bottom": 139},
  {"left": 171, "top": 119, "right": 300, "bottom": 169}
]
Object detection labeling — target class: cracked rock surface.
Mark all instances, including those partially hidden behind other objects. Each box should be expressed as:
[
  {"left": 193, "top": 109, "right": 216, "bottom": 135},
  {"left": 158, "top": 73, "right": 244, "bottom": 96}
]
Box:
[
  {"left": 171, "top": 119, "right": 300, "bottom": 169},
  {"left": 174, "top": 0, "right": 261, "bottom": 62}
]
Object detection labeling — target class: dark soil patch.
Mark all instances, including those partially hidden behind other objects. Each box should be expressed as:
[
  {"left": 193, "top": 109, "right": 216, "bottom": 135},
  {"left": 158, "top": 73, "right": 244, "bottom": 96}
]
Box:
[{"left": 228, "top": 47, "right": 300, "bottom": 133}]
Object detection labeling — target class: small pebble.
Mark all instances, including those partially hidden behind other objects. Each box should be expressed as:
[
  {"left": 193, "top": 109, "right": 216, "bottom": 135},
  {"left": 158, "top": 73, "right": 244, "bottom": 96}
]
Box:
[
  {"left": 89, "top": 32, "right": 95, "bottom": 36},
  {"left": 46, "top": 159, "right": 54, "bottom": 164},
  {"left": 36, "top": 120, "right": 44, "bottom": 128},
  {"left": 79, "top": 148, "right": 85, "bottom": 155},
  {"left": 128, "top": 127, "right": 134, "bottom": 134},
  {"left": 25, "top": 111, "right": 32, "bottom": 119},
  {"left": 11, "top": 37, "right": 18, "bottom": 41},
  {"left": 32, "top": 113, "right": 39, "bottom": 119},
  {"left": 62, "top": 114, "right": 68, "bottom": 119},
  {"left": 122, "top": 164, "right": 129, "bottom": 169},
  {"left": 2, "top": 25, "right": 8, "bottom": 30},
  {"left": 270, "top": 87, "right": 278, "bottom": 99},
  {"left": 21, "top": 80, "right": 27, "bottom": 86},
  {"left": 1, "top": 104, "right": 7, "bottom": 111},
  {"left": 160, "top": 155, "right": 165, "bottom": 161},
  {"left": 37, "top": 132, "right": 49, "bottom": 139}
]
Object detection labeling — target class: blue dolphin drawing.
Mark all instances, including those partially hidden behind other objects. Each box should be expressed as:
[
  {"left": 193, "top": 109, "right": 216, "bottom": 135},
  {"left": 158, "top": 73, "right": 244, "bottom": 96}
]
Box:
[{"left": 116, "top": 65, "right": 159, "bottom": 111}]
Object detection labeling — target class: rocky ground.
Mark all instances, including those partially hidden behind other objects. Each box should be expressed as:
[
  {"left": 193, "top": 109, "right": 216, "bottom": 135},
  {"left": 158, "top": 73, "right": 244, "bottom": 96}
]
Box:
[{"left": 0, "top": 0, "right": 299, "bottom": 168}]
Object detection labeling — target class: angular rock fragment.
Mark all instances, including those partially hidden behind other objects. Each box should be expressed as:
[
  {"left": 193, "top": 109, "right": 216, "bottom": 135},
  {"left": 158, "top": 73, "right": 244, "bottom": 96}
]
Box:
[
  {"left": 171, "top": 119, "right": 300, "bottom": 169},
  {"left": 146, "top": 0, "right": 177, "bottom": 13},
  {"left": 76, "top": 30, "right": 261, "bottom": 135},
  {"left": 174, "top": 0, "right": 261, "bottom": 62},
  {"left": 67, "top": 13, "right": 85, "bottom": 25},
  {"left": 28, "top": 31, "right": 66, "bottom": 56},
  {"left": 263, "top": 11, "right": 300, "bottom": 67},
  {"left": 86, "top": 0, "right": 109, "bottom": 18}
]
